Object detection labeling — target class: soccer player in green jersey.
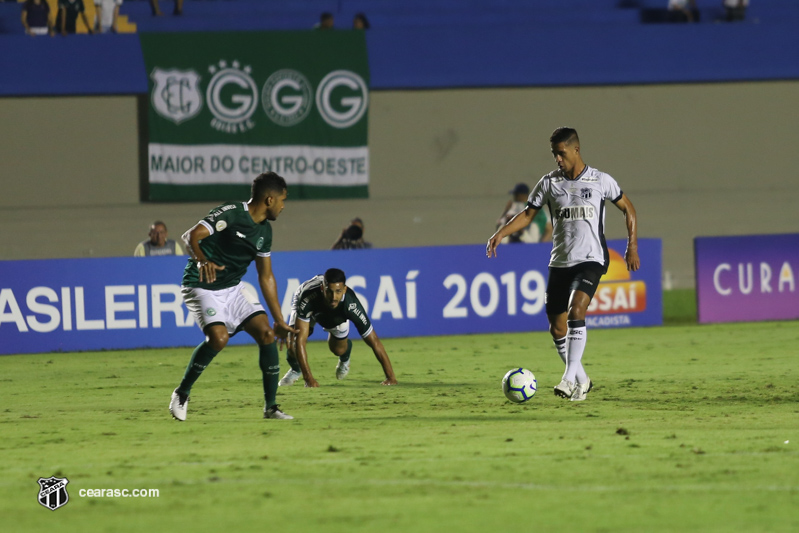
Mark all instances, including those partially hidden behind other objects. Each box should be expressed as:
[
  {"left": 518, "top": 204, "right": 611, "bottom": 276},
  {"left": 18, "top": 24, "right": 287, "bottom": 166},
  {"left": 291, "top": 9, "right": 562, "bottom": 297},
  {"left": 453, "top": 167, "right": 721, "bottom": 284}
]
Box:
[
  {"left": 278, "top": 268, "right": 398, "bottom": 388},
  {"left": 169, "top": 172, "right": 298, "bottom": 421}
]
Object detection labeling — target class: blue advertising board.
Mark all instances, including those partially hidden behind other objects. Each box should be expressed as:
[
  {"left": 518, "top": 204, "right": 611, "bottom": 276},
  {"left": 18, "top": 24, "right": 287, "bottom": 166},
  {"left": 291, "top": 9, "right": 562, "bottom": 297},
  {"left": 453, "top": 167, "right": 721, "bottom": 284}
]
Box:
[{"left": 0, "top": 239, "right": 661, "bottom": 355}]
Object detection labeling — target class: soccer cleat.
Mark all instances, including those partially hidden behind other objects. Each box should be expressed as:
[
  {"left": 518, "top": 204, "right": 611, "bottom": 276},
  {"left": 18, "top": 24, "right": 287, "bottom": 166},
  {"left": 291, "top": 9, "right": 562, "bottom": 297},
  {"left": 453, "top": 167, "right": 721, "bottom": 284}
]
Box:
[
  {"left": 169, "top": 389, "right": 189, "bottom": 421},
  {"left": 570, "top": 379, "right": 594, "bottom": 402},
  {"left": 264, "top": 405, "right": 294, "bottom": 420},
  {"left": 335, "top": 358, "right": 350, "bottom": 380},
  {"left": 278, "top": 369, "right": 302, "bottom": 387},
  {"left": 553, "top": 379, "right": 576, "bottom": 399}
]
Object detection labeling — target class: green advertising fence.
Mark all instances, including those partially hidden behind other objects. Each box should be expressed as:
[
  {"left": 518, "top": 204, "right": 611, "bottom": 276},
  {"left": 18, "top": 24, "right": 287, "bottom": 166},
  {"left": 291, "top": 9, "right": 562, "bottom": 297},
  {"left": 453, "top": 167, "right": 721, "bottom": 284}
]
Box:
[{"left": 140, "top": 31, "right": 370, "bottom": 201}]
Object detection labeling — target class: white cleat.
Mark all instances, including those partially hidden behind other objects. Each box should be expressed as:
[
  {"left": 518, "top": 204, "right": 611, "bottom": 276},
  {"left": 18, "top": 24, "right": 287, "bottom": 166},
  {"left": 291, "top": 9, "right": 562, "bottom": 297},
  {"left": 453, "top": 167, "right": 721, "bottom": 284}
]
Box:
[
  {"left": 335, "top": 358, "right": 350, "bottom": 380},
  {"left": 264, "top": 405, "right": 294, "bottom": 420},
  {"left": 278, "top": 369, "right": 302, "bottom": 387},
  {"left": 169, "top": 389, "right": 189, "bottom": 421},
  {"left": 570, "top": 379, "right": 593, "bottom": 402},
  {"left": 553, "top": 379, "right": 576, "bottom": 399}
]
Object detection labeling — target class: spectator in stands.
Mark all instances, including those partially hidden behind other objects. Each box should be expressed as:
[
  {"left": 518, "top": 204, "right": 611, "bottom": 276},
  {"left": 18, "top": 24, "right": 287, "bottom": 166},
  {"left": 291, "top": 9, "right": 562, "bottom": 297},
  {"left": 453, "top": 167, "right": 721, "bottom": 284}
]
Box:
[
  {"left": 149, "top": 0, "right": 182, "bottom": 17},
  {"left": 134, "top": 220, "right": 186, "bottom": 257},
  {"left": 315, "top": 12, "right": 334, "bottom": 30},
  {"left": 94, "top": 0, "right": 121, "bottom": 33},
  {"left": 56, "top": 0, "right": 94, "bottom": 35},
  {"left": 353, "top": 12, "right": 370, "bottom": 30},
  {"left": 667, "top": 0, "right": 698, "bottom": 22},
  {"left": 21, "top": 0, "right": 54, "bottom": 36},
  {"left": 331, "top": 218, "right": 372, "bottom": 250},
  {"left": 496, "top": 183, "right": 552, "bottom": 244},
  {"left": 724, "top": 0, "right": 747, "bottom": 21}
]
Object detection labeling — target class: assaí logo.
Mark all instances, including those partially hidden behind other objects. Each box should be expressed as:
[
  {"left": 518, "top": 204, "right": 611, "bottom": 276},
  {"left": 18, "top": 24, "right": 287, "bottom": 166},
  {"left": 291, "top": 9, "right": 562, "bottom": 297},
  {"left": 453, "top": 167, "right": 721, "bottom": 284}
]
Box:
[
  {"left": 587, "top": 248, "right": 647, "bottom": 316},
  {"left": 150, "top": 62, "right": 368, "bottom": 132}
]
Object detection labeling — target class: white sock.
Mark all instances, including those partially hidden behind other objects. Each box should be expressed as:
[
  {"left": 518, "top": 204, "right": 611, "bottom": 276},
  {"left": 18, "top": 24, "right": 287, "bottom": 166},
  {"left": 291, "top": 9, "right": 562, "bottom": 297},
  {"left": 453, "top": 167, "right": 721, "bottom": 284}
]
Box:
[
  {"left": 563, "top": 320, "right": 588, "bottom": 384},
  {"left": 553, "top": 337, "right": 567, "bottom": 365}
]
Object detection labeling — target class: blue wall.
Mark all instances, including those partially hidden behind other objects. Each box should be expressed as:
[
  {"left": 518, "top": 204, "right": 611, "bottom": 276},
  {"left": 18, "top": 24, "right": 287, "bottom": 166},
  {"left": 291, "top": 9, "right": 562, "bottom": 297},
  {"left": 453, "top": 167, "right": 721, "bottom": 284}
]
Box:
[{"left": 0, "top": 0, "right": 797, "bottom": 96}]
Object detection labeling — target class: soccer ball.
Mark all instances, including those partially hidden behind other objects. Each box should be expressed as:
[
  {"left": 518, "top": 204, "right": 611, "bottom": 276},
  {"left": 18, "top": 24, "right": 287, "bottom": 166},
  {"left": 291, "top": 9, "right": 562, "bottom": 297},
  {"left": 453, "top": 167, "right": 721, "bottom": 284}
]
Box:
[{"left": 502, "top": 368, "right": 537, "bottom": 403}]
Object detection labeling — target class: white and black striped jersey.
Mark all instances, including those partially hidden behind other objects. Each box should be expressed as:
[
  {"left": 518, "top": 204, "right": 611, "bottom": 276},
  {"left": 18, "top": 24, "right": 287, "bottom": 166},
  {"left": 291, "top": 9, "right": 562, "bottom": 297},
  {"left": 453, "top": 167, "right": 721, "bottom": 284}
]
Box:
[{"left": 528, "top": 165, "right": 623, "bottom": 269}]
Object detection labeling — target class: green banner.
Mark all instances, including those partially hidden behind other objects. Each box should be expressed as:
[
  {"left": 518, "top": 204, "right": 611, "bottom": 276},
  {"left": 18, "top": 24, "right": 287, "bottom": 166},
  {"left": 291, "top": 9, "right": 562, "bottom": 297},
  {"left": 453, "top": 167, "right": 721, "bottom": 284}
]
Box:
[{"left": 139, "top": 31, "right": 370, "bottom": 201}]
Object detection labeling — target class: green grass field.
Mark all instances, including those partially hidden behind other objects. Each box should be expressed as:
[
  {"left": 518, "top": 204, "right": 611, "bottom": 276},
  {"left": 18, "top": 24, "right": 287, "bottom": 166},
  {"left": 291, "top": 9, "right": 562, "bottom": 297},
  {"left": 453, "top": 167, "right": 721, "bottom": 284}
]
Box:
[{"left": 2, "top": 292, "right": 797, "bottom": 532}]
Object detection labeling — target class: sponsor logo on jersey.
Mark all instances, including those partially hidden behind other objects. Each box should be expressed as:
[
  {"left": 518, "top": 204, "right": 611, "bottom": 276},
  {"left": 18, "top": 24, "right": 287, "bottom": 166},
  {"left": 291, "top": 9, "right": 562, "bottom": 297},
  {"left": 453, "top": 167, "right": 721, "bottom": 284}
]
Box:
[
  {"left": 555, "top": 206, "right": 596, "bottom": 220},
  {"left": 206, "top": 308, "right": 217, "bottom": 316},
  {"left": 150, "top": 68, "right": 203, "bottom": 125},
  {"left": 215, "top": 220, "right": 227, "bottom": 232},
  {"left": 348, "top": 303, "right": 358, "bottom": 311},
  {"left": 256, "top": 237, "right": 264, "bottom": 250},
  {"left": 236, "top": 231, "right": 246, "bottom": 239}
]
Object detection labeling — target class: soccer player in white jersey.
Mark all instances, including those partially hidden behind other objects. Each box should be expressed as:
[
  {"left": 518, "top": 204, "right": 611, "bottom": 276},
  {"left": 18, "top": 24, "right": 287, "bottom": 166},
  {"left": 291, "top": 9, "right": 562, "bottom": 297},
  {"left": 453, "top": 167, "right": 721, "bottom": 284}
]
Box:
[{"left": 486, "top": 127, "right": 640, "bottom": 401}]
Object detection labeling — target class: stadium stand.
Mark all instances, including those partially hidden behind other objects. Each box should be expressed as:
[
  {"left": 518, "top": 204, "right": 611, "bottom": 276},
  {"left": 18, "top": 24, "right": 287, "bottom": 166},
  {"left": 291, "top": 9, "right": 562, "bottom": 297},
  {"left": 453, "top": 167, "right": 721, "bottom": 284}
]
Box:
[{"left": 0, "top": 0, "right": 797, "bottom": 95}]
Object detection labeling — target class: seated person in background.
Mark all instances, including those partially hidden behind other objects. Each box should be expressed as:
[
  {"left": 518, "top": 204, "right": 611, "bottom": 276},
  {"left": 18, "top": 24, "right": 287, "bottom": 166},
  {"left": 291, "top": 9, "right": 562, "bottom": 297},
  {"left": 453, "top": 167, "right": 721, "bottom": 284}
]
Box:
[
  {"left": 667, "top": 0, "right": 698, "bottom": 22},
  {"left": 94, "top": 0, "right": 122, "bottom": 33},
  {"left": 497, "top": 183, "right": 552, "bottom": 244},
  {"left": 353, "top": 12, "right": 370, "bottom": 29},
  {"left": 21, "top": 0, "right": 54, "bottom": 36},
  {"left": 278, "top": 268, "right": 397, "bottom": 387},
  {"left": 314, "top": 11, "right": 334, "bottom": 29},
  {"left": 134, "top": 220, "right": 186, "bottom": 257},
  {"left": 56, "top": 0, "right": 94, "bottom": 35},
  {"left": 724, "top": 0, "right": 748, "bottom": 21},
  {"left": 331, "top": 218, "right": 372, "bottom": 250},
  {"left": 149, "top": 0, "right": 182, "bottom": 16}
]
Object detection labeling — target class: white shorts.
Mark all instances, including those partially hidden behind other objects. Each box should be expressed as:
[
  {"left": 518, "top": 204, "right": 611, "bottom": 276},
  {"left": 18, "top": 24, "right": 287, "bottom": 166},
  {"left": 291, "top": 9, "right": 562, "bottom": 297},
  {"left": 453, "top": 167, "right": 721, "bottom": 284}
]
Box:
[
  {"left": 182, "top": 283, "right": 265, "bottom": 336},
  {"left": 288, "top": 310, "right": 349, "bottom": 339}
]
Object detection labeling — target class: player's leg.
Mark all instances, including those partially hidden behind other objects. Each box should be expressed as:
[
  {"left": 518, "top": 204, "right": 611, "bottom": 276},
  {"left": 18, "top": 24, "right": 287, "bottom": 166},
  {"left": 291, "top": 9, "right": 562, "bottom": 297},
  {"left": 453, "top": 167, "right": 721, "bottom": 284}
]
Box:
[
  {"left": 546, "top": 267, "right": 571, "bottom": 365},
  {"left": 243, "top": 314, "right": 292, "bottom": 419},
  {"left": 171, "top": 287, "right": 233, "bottom": 420},
  {"left": 562, "top": 263, "right": 603, "bottom": 401},
  {"left": 279, "top": 310, "right": 304, "bottom": 386},
  {"left": 325, "top": 323, "right": 352, "bottom": 380}
]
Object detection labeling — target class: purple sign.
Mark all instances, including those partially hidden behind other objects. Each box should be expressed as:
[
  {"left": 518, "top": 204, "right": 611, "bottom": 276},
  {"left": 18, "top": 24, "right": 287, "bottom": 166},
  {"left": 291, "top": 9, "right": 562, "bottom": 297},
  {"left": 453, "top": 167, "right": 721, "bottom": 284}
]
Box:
[{"left": 695, "top": 234, "right": 799, "bottom": 324}]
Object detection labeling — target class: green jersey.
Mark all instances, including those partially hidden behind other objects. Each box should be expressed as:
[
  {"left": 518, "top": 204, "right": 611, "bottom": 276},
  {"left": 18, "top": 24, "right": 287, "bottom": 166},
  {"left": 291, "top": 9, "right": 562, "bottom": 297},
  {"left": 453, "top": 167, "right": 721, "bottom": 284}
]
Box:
[
  {"left": 295, "top": 276, "right": 373, "bottom": 338},
  {"left": 182, "top": 201, "right": 272, "bottom": 290}
]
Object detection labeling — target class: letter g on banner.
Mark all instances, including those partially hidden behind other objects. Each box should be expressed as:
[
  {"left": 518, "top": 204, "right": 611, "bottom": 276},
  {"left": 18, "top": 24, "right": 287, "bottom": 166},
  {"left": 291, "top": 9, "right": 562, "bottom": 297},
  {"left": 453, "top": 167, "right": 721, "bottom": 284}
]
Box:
[
  {"left": 262, "top": 69, "right": 313, "bottom": 126},
  {"left": 315, "top": 70, "right": 368, "bottom": 129}
]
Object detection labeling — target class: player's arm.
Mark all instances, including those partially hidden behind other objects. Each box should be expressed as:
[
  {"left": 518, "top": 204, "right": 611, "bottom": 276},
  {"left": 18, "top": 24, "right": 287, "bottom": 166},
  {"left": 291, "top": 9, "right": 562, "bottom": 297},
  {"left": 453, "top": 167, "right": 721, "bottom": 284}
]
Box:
[
  {"left": 182, "top": 223, "right": 225, "bottom": 283},
  {"left": 255, "top": 255, "right": 296, "bottom": 339},
  {"left": 614, "top": 193, "right": 640, "bottom": 272},
  {"left": 486, "top": 205, "right": 539, "bottom": 258},
  {"left": 292, "top": 319, "right": 318, "bottom": 388},
  {"left": 363, "top": 329, "right": 397, "bottom": 386}
]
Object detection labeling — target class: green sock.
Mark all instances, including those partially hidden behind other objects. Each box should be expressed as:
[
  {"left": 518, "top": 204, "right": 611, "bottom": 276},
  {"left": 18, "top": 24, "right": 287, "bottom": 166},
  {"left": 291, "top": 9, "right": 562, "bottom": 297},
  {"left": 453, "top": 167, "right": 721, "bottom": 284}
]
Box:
[
  {"left": 178, "top": 341, "right": 219, "bottom": 396},
  {"left": 339, "top": 339, "right": 352, "bottom": 363},
  {"left": 286, "top": 351, "right": 301, "bottom": 372},
  {"left": 259, "top": 342, "right": 280, "bottom": 409}
]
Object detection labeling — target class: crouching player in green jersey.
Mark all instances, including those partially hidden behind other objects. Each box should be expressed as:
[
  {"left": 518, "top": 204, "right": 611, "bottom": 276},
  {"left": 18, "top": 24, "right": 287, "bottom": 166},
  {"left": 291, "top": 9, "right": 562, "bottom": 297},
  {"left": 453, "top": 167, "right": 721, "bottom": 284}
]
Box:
[
  {"left": 278, "top": 268, "right": 398, "bottom": 388},
  {"left": 169, "top": 172, "right": 298, "bottom": 421}
]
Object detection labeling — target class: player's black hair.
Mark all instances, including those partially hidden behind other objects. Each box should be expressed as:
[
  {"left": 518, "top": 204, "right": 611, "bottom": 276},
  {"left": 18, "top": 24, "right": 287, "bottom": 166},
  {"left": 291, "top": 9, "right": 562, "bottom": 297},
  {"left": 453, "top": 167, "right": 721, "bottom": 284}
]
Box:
[
  {"left": 324, "top": 268, "right": 347, "bottom": 285},
  {"left": 251, "top": 172, "right": 287, "bottom": 200},
  {"left": 151, "top": 220, "right": 167, "bottom": 230},
  {"left": 550, "top": 127, "right": 580, "bottom": 146}
]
